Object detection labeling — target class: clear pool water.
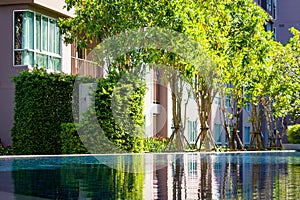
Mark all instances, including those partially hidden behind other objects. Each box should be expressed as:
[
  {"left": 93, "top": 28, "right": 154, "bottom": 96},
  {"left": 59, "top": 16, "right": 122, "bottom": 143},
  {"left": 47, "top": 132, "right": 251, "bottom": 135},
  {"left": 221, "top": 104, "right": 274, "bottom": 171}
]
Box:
[{"left": 0, "top": 152, "right": 300, "bottom": 200}]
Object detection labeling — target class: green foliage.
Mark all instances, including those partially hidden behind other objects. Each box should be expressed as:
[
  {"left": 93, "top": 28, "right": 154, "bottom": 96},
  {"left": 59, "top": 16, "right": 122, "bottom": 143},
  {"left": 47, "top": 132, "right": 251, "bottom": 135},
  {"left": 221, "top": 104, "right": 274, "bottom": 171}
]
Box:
[
  {"left": 13, "top": 156, "right": 145, "bottom": 199},
  {"left": 60, "top": 123, "right": 88, "bottom": 154},
  {"left": 0, "top": 144, "right": 13, "bottom": 155},
  {"left": 274, "top": 28, "right": 300, "bottom": 120},
  {"left": 287, "top": 124, "right": 300, "bottom": 144},
  {"left": 93, "top": 70, "right": 145, "bottom": 153},
  {"left": 59, "top": 0, "right": 298, "bottom": 150},
  {"left": 11, "top": 67, "right": 145, "bottom": 154},
  {"left": 12, "top": 68, "right": 75, "bottom": 154},
  {"left": 144, "top": 136, "right": 168, "bottom": 152}
]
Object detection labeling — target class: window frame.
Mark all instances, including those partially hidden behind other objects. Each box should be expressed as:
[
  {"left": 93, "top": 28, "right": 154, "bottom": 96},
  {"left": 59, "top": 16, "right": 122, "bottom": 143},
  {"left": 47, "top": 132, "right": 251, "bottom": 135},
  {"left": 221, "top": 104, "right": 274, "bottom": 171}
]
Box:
[
  {"left": 188, "top": 120, "right": 197, "bottom": 144},
  {"left": 214, "top": 123, "right": 222, "bottom": 144},
  {"left": 13, "top": 10, "right": 62, "bottom": 71},
  {"left": 244, "top": 126, "right": 251, "bottom": 144}
]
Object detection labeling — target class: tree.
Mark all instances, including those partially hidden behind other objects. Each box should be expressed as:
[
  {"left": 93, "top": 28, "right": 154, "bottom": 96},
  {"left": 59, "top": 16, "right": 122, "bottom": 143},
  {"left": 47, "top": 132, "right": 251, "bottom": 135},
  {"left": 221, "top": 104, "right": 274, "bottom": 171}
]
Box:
[
  {"left": 189, "top": 0, "right": 271, "bottom": 150},
  {"left": 60, "top": 0, "right": 288, "bottom": 152},
  {"left": 60, "top": 0, "right": 196, "bottom": 151}
]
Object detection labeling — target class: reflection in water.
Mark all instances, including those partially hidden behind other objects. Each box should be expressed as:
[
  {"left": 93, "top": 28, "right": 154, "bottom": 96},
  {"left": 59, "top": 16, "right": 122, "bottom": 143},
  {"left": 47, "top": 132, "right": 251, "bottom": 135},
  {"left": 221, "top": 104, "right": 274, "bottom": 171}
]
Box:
[
  {"left": 0, "top": 152, "right": 299, "bottom": 199},
  {"left": 11, "top": 155, "right": 144, "bottom": 199},
  {"left": 148, "top": 153, "right": 300, "bottom": 200}
]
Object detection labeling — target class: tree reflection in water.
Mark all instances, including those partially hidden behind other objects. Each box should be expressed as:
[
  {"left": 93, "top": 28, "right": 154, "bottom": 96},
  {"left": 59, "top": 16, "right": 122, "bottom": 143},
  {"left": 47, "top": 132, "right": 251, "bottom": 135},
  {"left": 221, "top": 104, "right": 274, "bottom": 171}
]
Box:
[
  {"left": 2, "top": 152, "right": 300, "bottom": 199},
  {"left": 152, "top": 153, "right": 300, "bottom": 200}
]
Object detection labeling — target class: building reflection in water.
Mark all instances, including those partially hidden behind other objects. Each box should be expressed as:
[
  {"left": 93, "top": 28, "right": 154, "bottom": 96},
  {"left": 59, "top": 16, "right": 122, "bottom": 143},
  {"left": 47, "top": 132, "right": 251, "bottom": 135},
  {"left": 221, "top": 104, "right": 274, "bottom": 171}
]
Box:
[
  {"left": 146, "top": 153, "right": 300, "bottom": 200},
  {"left": 1, "top": 152, "right": 300, "bottom": 199}
]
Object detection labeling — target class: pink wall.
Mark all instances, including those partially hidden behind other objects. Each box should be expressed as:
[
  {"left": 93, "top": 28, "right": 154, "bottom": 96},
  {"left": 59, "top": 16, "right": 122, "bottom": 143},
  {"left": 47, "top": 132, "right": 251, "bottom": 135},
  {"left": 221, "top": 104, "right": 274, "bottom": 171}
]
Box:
[{"left": 0, "top": 5, "right": 29, "bottom": 146}]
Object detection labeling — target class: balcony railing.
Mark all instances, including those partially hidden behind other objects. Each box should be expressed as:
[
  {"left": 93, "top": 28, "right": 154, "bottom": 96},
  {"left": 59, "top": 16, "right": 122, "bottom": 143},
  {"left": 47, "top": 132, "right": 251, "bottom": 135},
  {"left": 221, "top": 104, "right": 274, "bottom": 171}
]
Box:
[{"left": 71, "top": 56, "right": 103, "bottom": 78}]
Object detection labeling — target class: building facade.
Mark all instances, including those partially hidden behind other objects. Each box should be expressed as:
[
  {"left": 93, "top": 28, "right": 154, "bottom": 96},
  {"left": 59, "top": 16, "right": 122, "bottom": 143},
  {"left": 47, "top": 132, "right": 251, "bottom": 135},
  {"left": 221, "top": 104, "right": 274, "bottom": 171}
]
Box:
[
  {"left": 1, "top": 0, "right": 298, "bottom": 148},
  {"left": 274, "top": 0, "right": 300, "bottom": 44},
  {"left": 0, "top": 0, "right": 74, "bottom": 145}
]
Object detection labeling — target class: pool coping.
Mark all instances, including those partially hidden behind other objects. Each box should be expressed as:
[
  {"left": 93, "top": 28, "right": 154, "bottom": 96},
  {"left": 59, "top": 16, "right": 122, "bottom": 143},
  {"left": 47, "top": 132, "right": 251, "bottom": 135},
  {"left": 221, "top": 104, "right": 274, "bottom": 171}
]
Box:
[{"left": 0, "top": 150, "right": 297, "bottom": 159}]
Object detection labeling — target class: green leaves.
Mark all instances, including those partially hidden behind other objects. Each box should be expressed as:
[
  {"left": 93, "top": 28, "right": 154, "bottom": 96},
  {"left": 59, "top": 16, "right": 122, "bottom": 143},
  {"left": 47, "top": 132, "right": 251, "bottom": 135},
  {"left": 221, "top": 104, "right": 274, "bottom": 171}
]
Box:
[
  {"left": 94, "top": 71, "right": 146, "bottom": 153},
  {"left": 12, "top": 68, "right": 76, "bottom": 154},
  {"left": 287, "top": 124, "right": 300, "bottom": 144}
]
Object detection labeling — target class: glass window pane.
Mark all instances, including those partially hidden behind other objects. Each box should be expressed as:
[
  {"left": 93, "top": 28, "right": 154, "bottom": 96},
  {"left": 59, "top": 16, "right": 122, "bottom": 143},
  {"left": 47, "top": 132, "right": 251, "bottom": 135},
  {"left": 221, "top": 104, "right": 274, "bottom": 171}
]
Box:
[
  {"left": 14, "top": 12, "right": 23, "bottom": 49},
  {"left": 22, "top": 50, "right": 34, "bottom": 65},
  {"left": 42, "top": 17, "right": 48, "bottom": 51},
  {"left": 49, "top": 19, "right": 56, "bottom": 53},
  {"left": 55, "top": 23, "right": 61, "bottom": 54},
  {"left": 14, "top": 50, "right": 33, "bottom": 66},
  {"left": 244, "top": 127, "right": 251, "bottom": 144},
  {"left": 49, "top": 56, "right": 61, "bottom": 71},
  {"left": 36, "top": 53, "right": 48, "bottom": 68},
  {"left": 214, "top": 123, "right": 222, "bottom": 143},
  {"left": 226, "top": 99, "right": 230, "bottom": 107},
  {"left": 23, "top": 12, "right": 34, "bottom": 49},
  {"left": 35, "top": 15, "right": 41, "bottom": 50},
  {"left": 14, "top": 51, "right": 22, "bottom": 65},
  {"left": 14, "top": 11, "right": 34, "bottom": 50},
  {"left": 188, "top": 121, "right": 197, "bottom": 144}
]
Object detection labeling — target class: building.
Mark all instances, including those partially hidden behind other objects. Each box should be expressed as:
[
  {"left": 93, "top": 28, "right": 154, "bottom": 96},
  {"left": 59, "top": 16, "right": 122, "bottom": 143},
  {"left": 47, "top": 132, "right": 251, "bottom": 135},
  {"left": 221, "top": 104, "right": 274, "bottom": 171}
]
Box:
[
  {"left": 274, "top": 0, "right": 300, "bottom": 44},
  {"left": 1, "top": 0, "right": 298, "bottom": 149},
  {"left": 0, "top": 0, "right": 76, "bottom": 146}
]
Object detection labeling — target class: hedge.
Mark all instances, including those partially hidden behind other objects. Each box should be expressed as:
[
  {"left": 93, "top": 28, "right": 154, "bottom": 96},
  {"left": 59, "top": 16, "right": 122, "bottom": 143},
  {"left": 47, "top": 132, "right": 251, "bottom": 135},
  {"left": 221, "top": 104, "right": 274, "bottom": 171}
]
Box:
[
  {"left": 12, "top": 68, "right": 146, "bottom": 154},
  {"left": 60, "top": 123, "right": 88, "bottom": 154},
  {"left": 79, "top": 70, "right": 146, "bottom": 153},
  {"left": 287, "top": 124, "right": 300, "bottom": 144},
  {"left": 12, "top": 68, "right": 75, "bottom": 154}
]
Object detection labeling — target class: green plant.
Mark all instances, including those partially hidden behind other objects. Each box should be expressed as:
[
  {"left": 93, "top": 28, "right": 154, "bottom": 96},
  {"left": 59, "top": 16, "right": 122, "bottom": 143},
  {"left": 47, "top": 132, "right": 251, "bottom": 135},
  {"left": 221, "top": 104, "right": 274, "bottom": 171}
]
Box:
[
  {"left": 93, "top": 71, "right": 145, "bottom": 153},
  {"left": 287, "top": 124, "right": 300, "bottom": 144},
  {"left": 144, "top": 136, "right": 168, "bottom": 152},
  {"left": 60, "top": 123, "right": 88, "bottom": 154},
  {"left": 0, "top": 144, "right": 13, "bottom": 155},
  {"left": 12, "top": 68, "right": 75, "bottom": 154}
]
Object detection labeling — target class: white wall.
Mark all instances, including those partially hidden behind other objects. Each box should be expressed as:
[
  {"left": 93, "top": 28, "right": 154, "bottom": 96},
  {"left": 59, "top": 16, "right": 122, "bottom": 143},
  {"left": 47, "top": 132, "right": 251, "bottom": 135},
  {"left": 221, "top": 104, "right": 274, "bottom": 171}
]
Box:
[{"left": 61, "top": 42, "right": 72, "bottom": 74}]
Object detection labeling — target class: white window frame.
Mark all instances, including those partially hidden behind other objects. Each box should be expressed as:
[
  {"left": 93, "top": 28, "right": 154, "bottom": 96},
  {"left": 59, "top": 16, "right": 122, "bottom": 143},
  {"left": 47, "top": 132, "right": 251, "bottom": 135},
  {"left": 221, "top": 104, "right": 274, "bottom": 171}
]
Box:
[
  {"left": 13, "top": 10, "right": 62, "bottom": 71},
  {"left": 188, "top": 120, "right": 197, "bottom": 144}
]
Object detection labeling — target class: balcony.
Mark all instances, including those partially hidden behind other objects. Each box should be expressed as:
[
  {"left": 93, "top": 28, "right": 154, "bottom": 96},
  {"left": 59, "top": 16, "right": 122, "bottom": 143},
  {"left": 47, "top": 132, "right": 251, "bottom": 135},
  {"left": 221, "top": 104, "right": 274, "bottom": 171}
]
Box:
[{"left": 71, "top": 56, "right": 103, "bottom": 78}]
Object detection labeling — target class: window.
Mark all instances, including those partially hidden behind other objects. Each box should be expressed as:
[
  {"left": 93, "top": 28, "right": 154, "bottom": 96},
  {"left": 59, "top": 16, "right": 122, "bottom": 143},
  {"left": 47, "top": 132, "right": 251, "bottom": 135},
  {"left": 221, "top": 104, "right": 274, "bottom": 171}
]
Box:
[
  {"left": 214, "top": 96, "right": 221, "bottom": 105},
  {"left": 266, "top": 0, "right": 272, "bottom": 13},
  {"left": 266, "top": 22, "right": 272, "bottom": 32},
  {"left": 214, "top": 123, "right": 222, "bottom": 144},
  {"left": 188, "top": 120, "right": 197, "bottom": 144},
  {"left": 226, "top": 98, "right": 231, "bottom": 108},
  {"left": 244, "top": 126, "right": 251, "bottom": 144},
  {"left": 273, "top": 0, "right": 277, "bottom": 19},
  {"left": 244, "top": 103, "right": 251, "bottom": 112},
  {"left": 14, "top": 10, "right": 61, "bottom": 71},
  {"left": 188, "top": 161, "right": 197, "bottom": 176}
]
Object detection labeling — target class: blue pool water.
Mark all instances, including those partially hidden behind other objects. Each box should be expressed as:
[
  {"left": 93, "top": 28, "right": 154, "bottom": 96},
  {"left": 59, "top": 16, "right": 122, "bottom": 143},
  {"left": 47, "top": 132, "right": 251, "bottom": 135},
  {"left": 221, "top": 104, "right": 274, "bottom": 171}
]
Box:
[{"left": 0, "top": 152, "right": 300, "bottom": 199}]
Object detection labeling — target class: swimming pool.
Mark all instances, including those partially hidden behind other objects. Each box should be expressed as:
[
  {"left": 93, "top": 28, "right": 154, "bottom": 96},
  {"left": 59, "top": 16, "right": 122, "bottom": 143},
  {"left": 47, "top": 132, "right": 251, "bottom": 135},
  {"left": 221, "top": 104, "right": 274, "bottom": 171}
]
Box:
[{"left": 0, "top": 151, "right": 299, "bottom": 199}]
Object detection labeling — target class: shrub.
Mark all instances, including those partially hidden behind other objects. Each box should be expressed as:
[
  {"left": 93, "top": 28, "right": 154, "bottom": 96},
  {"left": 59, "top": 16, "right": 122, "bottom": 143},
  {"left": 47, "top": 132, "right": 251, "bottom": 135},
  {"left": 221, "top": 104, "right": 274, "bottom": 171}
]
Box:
[
  {"left": 144, "top": 136, "right": 168, "bottom": 152},
  {"left": 12, "top": 68, "right": 75, "bottom": 154},
  {"left": 93, "top": 71, "right": 146, "bottom": 153},
  {"left": 12, "top": 68, "right": 146, "bottom": 154},
  {"left": 0, "top": 144, "right": 13, "bottom": 155},
  {"left": 60, "top": 123, "right": 88, "bottom": 154},
  {"left": 287, "top": 124, "right": 300, "bottom": 144},
  {"left": 69, "top": 71, "right": 146, "bottom": 153}
]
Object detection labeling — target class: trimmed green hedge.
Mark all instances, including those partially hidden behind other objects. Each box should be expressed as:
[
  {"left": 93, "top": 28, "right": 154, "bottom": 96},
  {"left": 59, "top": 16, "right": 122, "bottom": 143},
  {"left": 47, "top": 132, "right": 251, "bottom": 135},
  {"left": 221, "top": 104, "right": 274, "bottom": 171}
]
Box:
[
  {"left": 93, "top": 71, "right": 145, "bottom": 153},
  {"left": 12, "top": 68, "right": 146, "bottom": 154},
  {"left": 287, "top": 124, "right": 300, "bottom": 144},
  {"left": 60, "top": 123, "right": 88, "bottom": 154},
  {"left": 12, "top": 68, "right": 75, "bottom": 154}
]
